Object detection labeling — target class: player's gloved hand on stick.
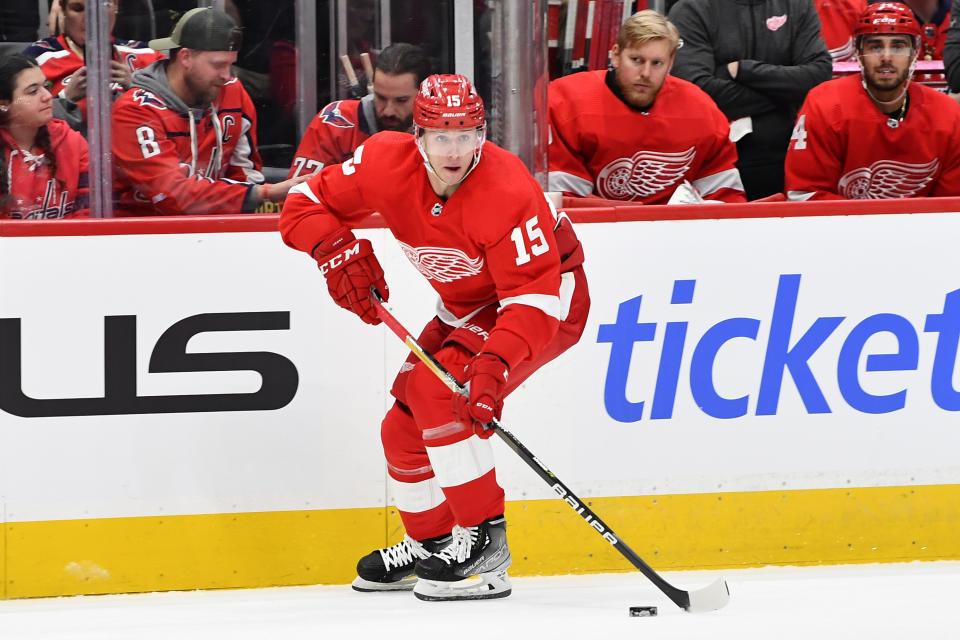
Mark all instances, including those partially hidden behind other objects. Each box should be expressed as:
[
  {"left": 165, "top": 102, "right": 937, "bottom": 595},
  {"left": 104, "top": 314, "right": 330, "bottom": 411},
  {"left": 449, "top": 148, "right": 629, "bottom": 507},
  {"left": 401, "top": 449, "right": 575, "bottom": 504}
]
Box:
[
  {"left": 454, "top": 353, "right": 509, "bottom": 438},
  {"left": 312, "top": 226, "right": 388, "bottom": 325}
]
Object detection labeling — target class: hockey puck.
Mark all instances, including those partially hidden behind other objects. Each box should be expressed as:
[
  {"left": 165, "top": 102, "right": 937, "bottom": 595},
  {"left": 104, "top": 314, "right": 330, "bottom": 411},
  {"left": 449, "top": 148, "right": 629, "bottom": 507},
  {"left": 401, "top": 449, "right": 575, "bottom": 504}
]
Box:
[{"left": 629, "top": 606, "right": 658, "bottom": 617}]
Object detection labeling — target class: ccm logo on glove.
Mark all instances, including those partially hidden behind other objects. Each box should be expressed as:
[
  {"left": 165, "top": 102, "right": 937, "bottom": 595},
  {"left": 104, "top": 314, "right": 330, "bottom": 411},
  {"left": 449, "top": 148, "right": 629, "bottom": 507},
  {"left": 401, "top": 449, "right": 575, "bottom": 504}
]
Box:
[
  {"left": 455, "top": 353, "right": 509, "bottom": 438},
  {"left": 313, "top": 227, "right": 389, "bottom": 325}
]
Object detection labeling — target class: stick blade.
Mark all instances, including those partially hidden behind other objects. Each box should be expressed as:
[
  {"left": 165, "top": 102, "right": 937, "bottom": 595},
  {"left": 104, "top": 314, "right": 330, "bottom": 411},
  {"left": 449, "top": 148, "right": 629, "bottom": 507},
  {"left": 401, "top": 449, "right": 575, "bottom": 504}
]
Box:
[{"left": 684, "top": 577, "right": 731, "bottom": 613}]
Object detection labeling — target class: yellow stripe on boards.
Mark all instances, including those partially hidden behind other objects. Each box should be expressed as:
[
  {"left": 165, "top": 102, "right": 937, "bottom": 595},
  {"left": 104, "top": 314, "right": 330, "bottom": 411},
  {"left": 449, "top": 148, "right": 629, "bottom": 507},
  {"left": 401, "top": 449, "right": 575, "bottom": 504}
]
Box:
[{"left": 4, "top": 484, "right": 959, "bottom": 599}]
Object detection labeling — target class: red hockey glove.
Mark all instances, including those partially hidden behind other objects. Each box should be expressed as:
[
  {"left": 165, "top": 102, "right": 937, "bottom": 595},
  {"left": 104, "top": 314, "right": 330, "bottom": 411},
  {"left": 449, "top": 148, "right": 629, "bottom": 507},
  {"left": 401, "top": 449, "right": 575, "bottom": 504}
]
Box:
[
  {"left": 312, "top": 227, "right": 388, "bottom": 325},
  {"left": 454, "top": 353, "right": 509, "bottom": 439}
]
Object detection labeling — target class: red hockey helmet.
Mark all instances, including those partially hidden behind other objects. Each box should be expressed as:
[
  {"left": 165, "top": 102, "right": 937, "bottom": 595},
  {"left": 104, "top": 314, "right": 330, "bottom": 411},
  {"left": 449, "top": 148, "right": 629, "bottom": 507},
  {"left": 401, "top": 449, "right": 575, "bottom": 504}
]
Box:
[
  {"left": 854, "top": 2, "right": 922, "bottom": 40},
  {"left": 413, "top": 74, "right": 485, "bottom": 130}
]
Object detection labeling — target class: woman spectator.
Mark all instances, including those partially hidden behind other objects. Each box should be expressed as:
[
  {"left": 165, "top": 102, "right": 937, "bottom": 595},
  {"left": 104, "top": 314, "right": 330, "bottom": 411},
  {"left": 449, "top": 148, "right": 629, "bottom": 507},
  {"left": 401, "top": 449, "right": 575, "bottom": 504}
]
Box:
[{"left": 0, "top": 54, "right": 89, "bottom": 219}]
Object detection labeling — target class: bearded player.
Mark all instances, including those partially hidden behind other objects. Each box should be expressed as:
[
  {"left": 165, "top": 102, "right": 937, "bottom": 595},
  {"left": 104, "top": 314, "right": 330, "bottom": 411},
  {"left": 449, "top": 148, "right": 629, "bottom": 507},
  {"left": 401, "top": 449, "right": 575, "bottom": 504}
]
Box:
[
  {"left": 287, "top": 43, "right": 432, "bottom": 179},
  {"left": 785, "top": 2, "right": 960, "bottom": 200},
  {"left": 279, "top": 74, "right": 590, "bottom": 601},
  {"left": 547, "top": 10, "right": 744, "bottom": 204}
]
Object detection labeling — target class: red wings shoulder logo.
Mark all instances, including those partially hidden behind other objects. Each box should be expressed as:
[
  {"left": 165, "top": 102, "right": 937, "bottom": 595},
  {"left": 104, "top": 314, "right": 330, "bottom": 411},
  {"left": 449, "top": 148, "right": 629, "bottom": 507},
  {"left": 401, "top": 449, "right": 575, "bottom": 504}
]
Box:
[
  {"left": 837, "top": 158, "right": 940, "bottom": 199},
  {"left": 596, "top": 147, "right": 697, "bottom": 200},
  {"left": 766, "top": 14, "right": 787, "bottom": 31},
  {"left": 398, "top": 242, "right": 484, "bottom": 283}
]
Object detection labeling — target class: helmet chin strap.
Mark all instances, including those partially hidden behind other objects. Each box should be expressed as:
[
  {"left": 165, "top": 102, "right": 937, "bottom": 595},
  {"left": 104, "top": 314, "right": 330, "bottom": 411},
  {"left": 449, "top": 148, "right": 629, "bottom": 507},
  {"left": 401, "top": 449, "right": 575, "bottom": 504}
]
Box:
[{"left": 415, "top": 124, "right": 487, "bottom": 187}]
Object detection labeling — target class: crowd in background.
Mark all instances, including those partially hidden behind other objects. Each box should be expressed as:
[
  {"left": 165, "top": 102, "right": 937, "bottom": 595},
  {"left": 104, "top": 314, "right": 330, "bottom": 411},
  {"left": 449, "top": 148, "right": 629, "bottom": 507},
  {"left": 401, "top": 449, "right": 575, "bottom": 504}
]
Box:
[{"left": 2, "top": 0, "right": 960, "bottom": 219}]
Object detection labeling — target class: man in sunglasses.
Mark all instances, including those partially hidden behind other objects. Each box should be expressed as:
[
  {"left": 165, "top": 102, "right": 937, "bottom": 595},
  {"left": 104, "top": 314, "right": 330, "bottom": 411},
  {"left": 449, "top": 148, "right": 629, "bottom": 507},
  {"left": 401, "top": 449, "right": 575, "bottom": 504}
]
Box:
[{"left": 785, "top": 2, "right": 960, "bottom": 199}]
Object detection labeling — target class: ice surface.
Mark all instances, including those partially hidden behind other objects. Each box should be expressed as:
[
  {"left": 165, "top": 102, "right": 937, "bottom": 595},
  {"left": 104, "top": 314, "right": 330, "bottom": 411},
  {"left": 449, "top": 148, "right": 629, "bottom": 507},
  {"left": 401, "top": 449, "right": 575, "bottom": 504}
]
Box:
[{"left": 1, "top": 562, "right": 957, "bottom": 639}]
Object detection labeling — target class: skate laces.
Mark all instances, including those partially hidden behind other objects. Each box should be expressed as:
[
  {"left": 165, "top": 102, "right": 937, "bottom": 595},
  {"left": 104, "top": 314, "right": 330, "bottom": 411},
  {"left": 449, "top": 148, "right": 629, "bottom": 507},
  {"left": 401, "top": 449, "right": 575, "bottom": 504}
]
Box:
[
  {"left": 379, "top": 534, "right": 432, "bottom": 571},
  {"left": 434, "top": 525, "right": 480, "bottom": 565}
]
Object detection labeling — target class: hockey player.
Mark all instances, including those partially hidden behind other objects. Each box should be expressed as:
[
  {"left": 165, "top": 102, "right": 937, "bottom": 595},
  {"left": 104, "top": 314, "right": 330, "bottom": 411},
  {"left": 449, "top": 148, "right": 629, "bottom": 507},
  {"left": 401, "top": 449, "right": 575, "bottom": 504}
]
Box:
[
  {"left": 785, "top": 2, "right": 960, "bottom": 200},
  {"left": 23, "top": 0, "right": 166, "bottom": 131},
  {"left": 279, "top": 74, "right": 590, "bottom": 601},
  {"left": 287, "top": 43, "right": 432, "bottom": 179},
  {"left": 1, "top": 54, "right": 88, "bottom": 219},
  {"left": 814, "top": 0, "right": 868, "bottom": 61},
  {"left": 111, "top": 7, "right": 307, "bottom": 216},
  {"left": 547, "top": 10, "right": 745, "bottom": 205}
]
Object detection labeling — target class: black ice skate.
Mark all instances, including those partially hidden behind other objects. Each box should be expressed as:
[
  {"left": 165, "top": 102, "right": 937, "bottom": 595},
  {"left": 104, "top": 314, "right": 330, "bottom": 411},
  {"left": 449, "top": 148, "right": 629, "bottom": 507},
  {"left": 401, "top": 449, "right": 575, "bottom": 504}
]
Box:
[
  {"left": 352, "top": 533, "right": 452, "bottom": 592},
  {"left": 413, "top": 515, "right": 512, "bottom": 601}
]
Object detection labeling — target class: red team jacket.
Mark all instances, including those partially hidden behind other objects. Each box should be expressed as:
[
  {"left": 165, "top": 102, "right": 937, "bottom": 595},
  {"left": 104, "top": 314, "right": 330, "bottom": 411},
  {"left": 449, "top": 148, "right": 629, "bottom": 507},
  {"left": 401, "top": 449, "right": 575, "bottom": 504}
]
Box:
[
  {"left": 23, "top": 35, "right": 165, "bottom": 120},
  {"left": 784, "top": 74, "right": 960, "bottom": 200},
  {"left": 1, "top": 119, "right": 89, "bottom": 219},
  {"left": 280, "top": 132, "right": 587, "bottom": 370},
  {"left": 547, "top": 71, "right": 745, "bottom": 204},
  {"left": 111, "top": 64, "right": 264, "bottom": 216},
  {"left": 286, "top": 96, "right": 380, "bottom": 178},
  {"left": 814, "top": 0, "right": 867, "bottom": 61}
]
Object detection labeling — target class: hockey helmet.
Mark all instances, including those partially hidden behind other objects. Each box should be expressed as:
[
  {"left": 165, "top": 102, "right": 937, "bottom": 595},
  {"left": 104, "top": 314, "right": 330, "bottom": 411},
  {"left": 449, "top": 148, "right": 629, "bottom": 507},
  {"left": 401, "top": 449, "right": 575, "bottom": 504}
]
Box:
[
  {"left": 854, "top": 3, "right": 922, "bottom": 40},
  {"left": 413, "top": 74, "right": 485, "bottom": 130}
]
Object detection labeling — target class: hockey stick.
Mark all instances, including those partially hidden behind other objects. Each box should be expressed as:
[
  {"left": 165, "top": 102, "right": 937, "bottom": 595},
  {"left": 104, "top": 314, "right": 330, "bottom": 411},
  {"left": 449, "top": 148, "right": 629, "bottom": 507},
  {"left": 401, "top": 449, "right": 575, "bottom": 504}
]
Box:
[{"left": 369, "top": 288, "right": 730, "bottom": 613}]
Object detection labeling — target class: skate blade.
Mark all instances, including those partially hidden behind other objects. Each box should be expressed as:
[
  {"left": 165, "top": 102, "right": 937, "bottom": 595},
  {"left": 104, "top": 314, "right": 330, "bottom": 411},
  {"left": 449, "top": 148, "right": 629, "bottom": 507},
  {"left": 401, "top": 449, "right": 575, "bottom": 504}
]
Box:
[
  {"left": 351, "top": 575, "right": 417, "bottom": 592},
  {"left": 413, "top": 570, "right": 511, "bottom": 601}
]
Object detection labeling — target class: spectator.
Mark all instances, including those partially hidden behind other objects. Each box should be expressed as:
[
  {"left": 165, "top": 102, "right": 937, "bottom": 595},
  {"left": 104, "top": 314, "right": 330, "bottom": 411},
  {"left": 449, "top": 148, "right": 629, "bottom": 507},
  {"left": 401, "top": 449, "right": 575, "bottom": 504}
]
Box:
[
  {"left": 815, "top": 0, "right": 868, "bottom": 61},
  {"left": 24, "top": 0, "right": 165, "bottom": 132},
  {"left": 547, "top": 10, "right": 745, "bottom": 204},
  {"left": 288, "top": 42, "right": 432, "bottom": 179},
  {"left": 111, "top": 7, "right": 306, "bottom": 216},
  {"left": 784, "top": 3, "right": 960, "bottom": 199},
  {"left": 668, "top": 0, "right": 832, "bottom": 200},
  {"left": 0, "top": 54, "right": 88, "bottom": 219}
]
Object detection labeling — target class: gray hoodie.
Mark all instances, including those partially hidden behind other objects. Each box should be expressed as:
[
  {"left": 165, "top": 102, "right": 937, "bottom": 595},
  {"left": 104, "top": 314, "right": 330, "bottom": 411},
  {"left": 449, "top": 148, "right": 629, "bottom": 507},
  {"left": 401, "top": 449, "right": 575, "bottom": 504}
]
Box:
[{"left": 130, "top": 60, "right": 263, "bottom": 212}]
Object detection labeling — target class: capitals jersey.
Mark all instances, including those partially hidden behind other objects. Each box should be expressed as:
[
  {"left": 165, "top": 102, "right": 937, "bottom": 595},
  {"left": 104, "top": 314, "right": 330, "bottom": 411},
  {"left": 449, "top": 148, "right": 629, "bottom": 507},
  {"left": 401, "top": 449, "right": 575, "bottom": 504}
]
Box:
[
  {"left": 280, "top": 132, "right": 587, "bottom": 369},
  {"left": 287, "top": 95, "right": 380, "bottom": 179},
  {"left": 1, "top": 119, "right": 89, "bottom": 219},
  {"left": 547, "top": 70, "right": 745, "bottom": 204},
  {"left": 814, "top": 0, "right": 866, "bottom": 61},
  {"left": 784, "top": 74, "right": 960, "bottom": 200},
  {"left": 23, "top": 35, "right": 165, "bottom": 121},
  {"left": 112, "top": 70, "right": 263, "bottom": 216}
]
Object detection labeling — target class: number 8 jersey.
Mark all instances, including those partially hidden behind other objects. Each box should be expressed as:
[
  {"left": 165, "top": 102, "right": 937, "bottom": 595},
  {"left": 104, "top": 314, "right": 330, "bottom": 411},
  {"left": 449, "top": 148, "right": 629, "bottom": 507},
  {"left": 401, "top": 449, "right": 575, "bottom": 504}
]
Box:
[{"left": 280, "top": 131, "right": 589, "bottom": 370}]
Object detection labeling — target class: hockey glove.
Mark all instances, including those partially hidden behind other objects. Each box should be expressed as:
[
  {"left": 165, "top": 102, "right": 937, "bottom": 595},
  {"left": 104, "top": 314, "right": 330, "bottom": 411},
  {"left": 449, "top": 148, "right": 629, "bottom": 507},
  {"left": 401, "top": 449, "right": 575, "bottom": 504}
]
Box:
[
  {"left": 454, "top": 353, "right": 509, "bottom": 439},
  {"left": 313, "top": 227, "right": 388, "bottom": 325}
]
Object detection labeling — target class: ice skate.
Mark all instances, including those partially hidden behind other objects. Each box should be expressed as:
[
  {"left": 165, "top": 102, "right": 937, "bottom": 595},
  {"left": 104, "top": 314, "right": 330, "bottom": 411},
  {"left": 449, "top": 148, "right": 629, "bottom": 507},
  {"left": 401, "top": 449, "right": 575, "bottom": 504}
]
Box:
[
  {"left": 413, "top": 515, "right": 512, "bottom": 601},
  {"left": 351, "top": 533, "right": 451, "bottom": 592}
]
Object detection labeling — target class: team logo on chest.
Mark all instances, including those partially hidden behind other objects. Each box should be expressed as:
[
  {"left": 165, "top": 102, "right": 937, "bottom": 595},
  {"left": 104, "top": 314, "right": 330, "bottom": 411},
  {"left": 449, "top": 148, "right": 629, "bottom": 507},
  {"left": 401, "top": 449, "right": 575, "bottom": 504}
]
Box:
[
  {"left": 838, "top": 158, "right": 939, "bottom": 199},
  {"left": 596, "top": 147, "right": 697, "bottom": 200},
  {"left": 398, "top": 241, "right": 484, "bottom": 283}
]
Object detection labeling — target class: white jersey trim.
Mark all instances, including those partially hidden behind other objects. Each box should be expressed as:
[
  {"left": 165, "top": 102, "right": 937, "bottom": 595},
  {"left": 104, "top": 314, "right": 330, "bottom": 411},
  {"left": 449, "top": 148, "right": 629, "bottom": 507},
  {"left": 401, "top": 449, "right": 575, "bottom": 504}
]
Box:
[
  {"left": 389, "top": 474, "right": 446, "bottom": 514},
  {"left": 426, "top": 434, "right": 495, "bottom": 488},
  {"left": 289, "top": 181, "right": 321, "bottom": 203},
  {"left": 34, "top": 49, "right": 72, "bottom": 66},
  {"left": 691, "top": 168, "right": 744, "bottom": 198},
  {"left": 499, "top": 290, "right": 564, "bottom": 321},
  {"left": 787, "top": 190, "right": 817, "bottom": 201},
  {"left": 547, "top": 171, "right": 594, "bottom": 196}
]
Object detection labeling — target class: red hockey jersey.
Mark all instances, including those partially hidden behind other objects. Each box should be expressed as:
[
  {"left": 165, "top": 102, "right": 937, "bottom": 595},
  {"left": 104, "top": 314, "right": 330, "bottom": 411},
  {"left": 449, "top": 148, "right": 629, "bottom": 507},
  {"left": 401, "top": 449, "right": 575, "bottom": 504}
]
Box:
[
  {"left": 1, "top": 119, "right": 89, "bottom": 219},
  {"left": 784, "top": 74, "right": 960, "bottom": 200},
  {"left": 23, "top": 35, "right": 165, "bottom": 122},
  {"left": 287, "top": 96, "right": 379, "bottom": 179},
  {"left": 280, "top": 132, "right": 586, "bottom": 369},
  {"left": 814, "top": 0, "right": 866, "bottom": 61},
  {"left": 547, "top": 70, "right": 745, "bottom": 204},
  {"left": 112, "top": 62, "right": 264, "bottom": 216}
]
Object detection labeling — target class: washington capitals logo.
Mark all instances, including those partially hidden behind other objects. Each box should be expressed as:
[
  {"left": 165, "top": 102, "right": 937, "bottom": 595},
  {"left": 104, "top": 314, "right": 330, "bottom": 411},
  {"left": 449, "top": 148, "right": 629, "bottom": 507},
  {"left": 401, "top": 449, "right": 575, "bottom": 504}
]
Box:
[
  {"left": 319, "top": 101, "right": 355, "bottom": 129},
  {"left": 131, "top": 89, "right": 167, "bottom": 110}
]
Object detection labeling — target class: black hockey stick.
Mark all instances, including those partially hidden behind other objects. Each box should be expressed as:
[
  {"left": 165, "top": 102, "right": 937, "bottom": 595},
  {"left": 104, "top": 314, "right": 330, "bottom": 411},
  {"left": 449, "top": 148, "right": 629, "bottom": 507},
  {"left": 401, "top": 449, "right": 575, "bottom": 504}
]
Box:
[{"left": 369, "top": 288, "right": 730, "bottom": 613}]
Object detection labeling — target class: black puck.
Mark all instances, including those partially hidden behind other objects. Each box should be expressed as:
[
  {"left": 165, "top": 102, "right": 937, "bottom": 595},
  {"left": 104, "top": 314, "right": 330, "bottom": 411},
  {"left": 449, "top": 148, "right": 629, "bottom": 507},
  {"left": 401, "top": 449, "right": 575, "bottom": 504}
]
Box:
[{"left": 629, "top": 606, "right": 658, "bottom": 617}]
